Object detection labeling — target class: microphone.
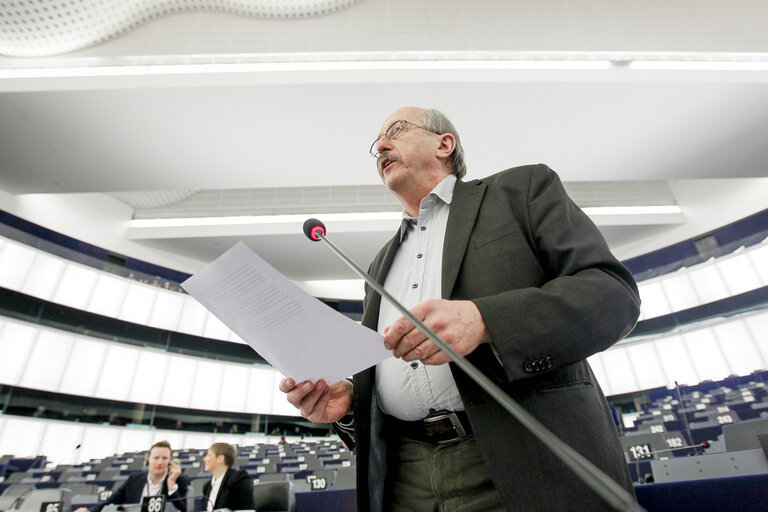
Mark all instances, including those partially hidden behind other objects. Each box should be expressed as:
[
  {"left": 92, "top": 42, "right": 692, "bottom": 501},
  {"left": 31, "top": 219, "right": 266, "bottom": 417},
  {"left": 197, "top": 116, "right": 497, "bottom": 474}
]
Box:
[
  {"left": 303, "top": 217, "right": 646, "bottom": 512},
  {"left": 48, "top": 443, "right": 82, "bottom": 469},
  {"left": 303, "top": 218, "right": 326, "bottom": 241}
]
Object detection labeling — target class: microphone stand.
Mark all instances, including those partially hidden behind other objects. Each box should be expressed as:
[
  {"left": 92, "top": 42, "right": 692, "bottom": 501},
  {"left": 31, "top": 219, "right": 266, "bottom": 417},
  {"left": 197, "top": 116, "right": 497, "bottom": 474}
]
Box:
[{"left": 306, "top": 221, "right": 645, "bottom": 512}]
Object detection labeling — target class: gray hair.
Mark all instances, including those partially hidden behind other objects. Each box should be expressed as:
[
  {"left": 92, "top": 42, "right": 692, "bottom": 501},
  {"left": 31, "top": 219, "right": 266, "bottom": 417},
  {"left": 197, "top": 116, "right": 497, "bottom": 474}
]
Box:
[{"left": 422, "top": 109, "right": 466, "bottom": 179}]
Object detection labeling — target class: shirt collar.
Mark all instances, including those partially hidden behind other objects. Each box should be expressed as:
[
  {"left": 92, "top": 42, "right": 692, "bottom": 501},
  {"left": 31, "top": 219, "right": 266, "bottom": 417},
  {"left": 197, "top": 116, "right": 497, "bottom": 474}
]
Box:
[{"left": 399, "top": 174, "right": 457, "bottom": 242}]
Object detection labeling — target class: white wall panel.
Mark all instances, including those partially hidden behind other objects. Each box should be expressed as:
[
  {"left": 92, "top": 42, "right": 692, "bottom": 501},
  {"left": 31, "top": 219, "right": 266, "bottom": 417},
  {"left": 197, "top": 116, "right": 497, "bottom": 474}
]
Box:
[
  {"left": 181, "top": 433, "right": 214, "bottom": 450},
  {"left": 653, "top": 335, "right": 699, "bottom": 386},
  {"left": 587, "top": 353, "right": 611, "bottom": 395},
  {"left": 599, "top": 347, "right": 638, "bottom": 396},
  {"left": 59, "top": 338, "right": 108, "bottom": 396},
  {"left": 748, "top": 244, "right": 768, "bottom": 285},
  {"left": 688, "top": 264, "right": 730, "bottom": 304},
  {"left": 38, "top": 421, "right": 84, "bottom": 466},
  {"left": 638, "top": 281, "right": 671, "bottom": 319},
  {"left": 744, "top": 311, "right": 768, "bottom": 366},
  {"left": 626, "top": 341, "right": 667, "bottom": 390},
  {"left": 190, "top": 361, "right": 224, "bottom": 411},
  {"left": 53, "top": 263, "right": 98, "bottom": 310},
  {"left": 19, "top": 330, "right": 73, "bottom": 391},
  {"left": 717, "top": 252, "right": 761, "bottom": 295},
  {"left": 96, "top": 345, "right": 140, "bottom": 400},
  {"left": 79, "top": 425, "right": 120, "bottom": 463},
  {"left": 219, "top": 364, "right": 250, "bottom": 412},
  {"left": 177, "top": 296, "right": 208, "bottom": 336},
  {"left": 129, "top": 350, "right": 170, "bottom": 405},
  {"left": 661, "top": 271, "right": 699, "bottom": 311},
  {"left": 0, "top": 417, "right": 44, "bottom": 457},
  {"left": 202, "top": 313, "right": 232, "bottom": 341},
  {"left": 119, "top": 282, "right": 158, "bottom": 325},
  {"left": 88, "top": 274, "right": 130, "bottom": 318},
  {"left": 20, "top": 253, "right": 65, "bottom": 300},
  {"left": 245, "top": 367, "right": 276, "bottom": 414},
  {"left": 148, "top": 290, "right": 184, "bottom": 331},
  {"left": 713, "top": 320, "right": 766, "bottom": 375},
  {"left": 0, "top": 320, "right": 38, "bottom": 385},
  {"left": 116, "top": 428, "right": 154, "bottom": 455},
  {"left": 160, "top": 357, "right": 196, "bottom": 408},
  {"left": 271, "top": 372, "right": 300, "bottom": 417},
  {"left": 154, "top": 430, "right": 185, "bottom": 452},
  {"left": 683, "top": 328, "right": 730, "bottom": 382},
  {"left": 0, "top": 240, "right": 35, "bottom": 290}
]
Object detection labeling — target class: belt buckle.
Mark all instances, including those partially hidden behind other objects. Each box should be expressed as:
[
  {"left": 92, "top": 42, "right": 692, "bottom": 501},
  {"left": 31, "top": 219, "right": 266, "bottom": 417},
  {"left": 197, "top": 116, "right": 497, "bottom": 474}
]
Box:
[{"left": 423, "top": 411, "right": 467, "bottom": 445}]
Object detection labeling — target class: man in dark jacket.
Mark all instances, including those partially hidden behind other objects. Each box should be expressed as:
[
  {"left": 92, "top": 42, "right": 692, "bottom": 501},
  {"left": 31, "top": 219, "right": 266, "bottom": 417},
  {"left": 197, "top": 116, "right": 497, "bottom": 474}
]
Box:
[
  {"left": 201, "top": 443, "right": 254, "bottom": 511},
  {"left": 77, "top": 440, "right": 188, "bottom": 512}
]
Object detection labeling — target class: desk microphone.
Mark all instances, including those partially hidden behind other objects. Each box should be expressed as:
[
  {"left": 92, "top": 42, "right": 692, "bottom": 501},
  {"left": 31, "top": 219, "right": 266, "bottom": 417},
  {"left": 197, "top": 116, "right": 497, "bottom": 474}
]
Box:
[{"left": 303, "top": 217, "right": 645, "bottom": 512}]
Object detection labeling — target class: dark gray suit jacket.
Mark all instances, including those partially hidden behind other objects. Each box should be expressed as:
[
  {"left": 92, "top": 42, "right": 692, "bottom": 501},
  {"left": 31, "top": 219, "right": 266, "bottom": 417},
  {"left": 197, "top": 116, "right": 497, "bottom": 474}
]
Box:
[{"left": 341, "top": 164, "right": 640, "bottom": 512}]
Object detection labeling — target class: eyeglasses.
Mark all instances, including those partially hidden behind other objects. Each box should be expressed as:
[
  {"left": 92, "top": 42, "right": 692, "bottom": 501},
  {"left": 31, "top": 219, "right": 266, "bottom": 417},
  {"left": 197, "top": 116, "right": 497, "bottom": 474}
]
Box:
[{"left": 369, "top": 120, "right": 440, "bottom": 158}]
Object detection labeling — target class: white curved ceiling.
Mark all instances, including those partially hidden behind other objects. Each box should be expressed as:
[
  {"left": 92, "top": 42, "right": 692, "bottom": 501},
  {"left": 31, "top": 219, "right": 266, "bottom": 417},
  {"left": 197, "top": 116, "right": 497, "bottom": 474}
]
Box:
[{"left": 0, "top": 0, "right": 767, "bottom": 294}]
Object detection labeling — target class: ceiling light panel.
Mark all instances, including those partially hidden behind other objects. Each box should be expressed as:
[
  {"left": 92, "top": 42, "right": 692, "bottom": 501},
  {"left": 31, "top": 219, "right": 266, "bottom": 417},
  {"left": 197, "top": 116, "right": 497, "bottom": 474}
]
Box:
[{"left": 0, "top": 0, "right": 359, "bottom": 57}]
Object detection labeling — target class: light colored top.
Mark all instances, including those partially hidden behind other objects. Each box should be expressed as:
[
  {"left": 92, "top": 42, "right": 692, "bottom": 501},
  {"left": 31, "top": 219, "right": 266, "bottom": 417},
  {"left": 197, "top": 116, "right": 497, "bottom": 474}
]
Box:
[
  {"left": 143, "top": 472, "right": 177, "bottom": 500},
  {"left": 206, "top": 472, "right": 224, "bottom": 511},
  {"left": 375, "top": 174, "right": 465, "bottom": 421}
]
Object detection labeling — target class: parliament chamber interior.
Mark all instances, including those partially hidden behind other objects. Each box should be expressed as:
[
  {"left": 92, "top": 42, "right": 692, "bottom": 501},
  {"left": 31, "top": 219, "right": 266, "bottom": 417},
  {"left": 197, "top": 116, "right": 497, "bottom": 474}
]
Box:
[{"left": 1, "top": 1, "right": 768, "bottom": 511}]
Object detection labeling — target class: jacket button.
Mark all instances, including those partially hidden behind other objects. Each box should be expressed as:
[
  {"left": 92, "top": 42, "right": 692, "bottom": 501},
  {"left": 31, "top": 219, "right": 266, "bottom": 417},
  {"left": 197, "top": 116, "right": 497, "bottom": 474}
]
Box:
[{"left": 523, "top": 361, "right": 533, "bottom": 373}]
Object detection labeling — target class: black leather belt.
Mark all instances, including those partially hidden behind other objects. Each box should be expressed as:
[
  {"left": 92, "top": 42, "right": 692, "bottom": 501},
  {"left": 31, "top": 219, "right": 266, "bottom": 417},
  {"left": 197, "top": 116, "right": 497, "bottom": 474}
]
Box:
[{"left": 392, "top": 410, "right": 473, "bottom": 445}]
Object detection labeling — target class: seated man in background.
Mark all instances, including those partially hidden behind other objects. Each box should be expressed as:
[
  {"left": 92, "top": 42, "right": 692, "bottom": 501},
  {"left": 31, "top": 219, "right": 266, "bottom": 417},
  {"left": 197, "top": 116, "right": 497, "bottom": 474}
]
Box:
[
  {"left": 76, "top": 440, "right": 188, "bottom": 512},
  {"left": 201, "top": 443, "right": 255, "bottom": 512}
]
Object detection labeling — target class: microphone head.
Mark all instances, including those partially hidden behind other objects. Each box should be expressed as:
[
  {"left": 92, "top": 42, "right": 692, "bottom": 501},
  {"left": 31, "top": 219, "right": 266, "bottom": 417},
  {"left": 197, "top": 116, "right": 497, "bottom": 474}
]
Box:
[{"left": 303, "top": 218, "right": 326, "bottom": 241}]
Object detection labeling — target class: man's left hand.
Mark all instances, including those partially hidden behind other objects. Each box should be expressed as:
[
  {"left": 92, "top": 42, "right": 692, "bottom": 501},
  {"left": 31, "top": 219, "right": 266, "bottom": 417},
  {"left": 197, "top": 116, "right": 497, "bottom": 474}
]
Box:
[{"left": 383, "top": 299, "right": 491, "bottom": 365}]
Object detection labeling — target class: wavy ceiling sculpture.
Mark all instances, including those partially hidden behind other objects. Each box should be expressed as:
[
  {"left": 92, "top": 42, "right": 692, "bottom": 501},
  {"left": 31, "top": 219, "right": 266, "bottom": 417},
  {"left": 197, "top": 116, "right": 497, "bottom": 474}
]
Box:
[{"left": 0, "top": 0, "right": 359, "bottom": 57}]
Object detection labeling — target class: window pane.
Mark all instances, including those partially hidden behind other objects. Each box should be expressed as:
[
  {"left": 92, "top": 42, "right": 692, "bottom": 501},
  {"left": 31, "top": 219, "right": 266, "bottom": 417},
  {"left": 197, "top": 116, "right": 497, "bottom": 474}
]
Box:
[
  {"left": 190, "top": 361, "right": 224, "bottom": 411},
  {"left": 653, "top": 335, "right": 699, "bottom": 386},
  {"left": 747, "top": 244, "right": 768, "bottom": 285},
  {"left": 20, "top": 330, "right": 74, "bottom": 391},
  {"left": 245, "top": 366, "right": 276, "bottom": 414},
  {"left": 148, "top": 291, "right": 185, "bottom": 331},
  {"left": 160, "top": 357, "right": 196, "bottom": 408},
  {"left": 661, "top": 271, "right": 699, "bottom": 311},
  {"left": 119, "top": 282, "right": 158, "bottom": 325},
  {"left": 0, "top": 241, "right": 35, "bottom": 290},
  {"left": 599, "top": 347, "right": 638, "bottom": 395},
  {"left": 129, "top": 350, "right": 170, "bottom": 405},
  {"left": 177, "top": 296, "right": 208, "bottom": 336},
  {"left": 713, "top": 319, "right": 766, "bottom": 375},
  {"left": 59, "top": 337, "right": 108, "bottom": 396},
  {"left": 21, "top": 253, "right": 65, "bottom": 301},
  {"left": 688, "top": 263, "right": 730, "bottom": 304},
  {"left": 39, "top": 421, "right": 84, "bottom": 465},
  {"left": 95, "top": 345, "right": 140, "bottom": 400},
  {"left": 53, "top": 263, "right": 99, "bottom": 310},
  {"left": 0, "top": 320, "right": 39, "bottom": 385},
  {"left": 717, "top": 252, "right": 761, "bottom": 295},
  {"left": 88, "top": 274, "right": 129, "bottom": 318},
  {"left": 638, "top": 281, "right": 671, "bottom": 319},
  {"left": 219, "top": 364, "right": 250, "bottom": 412},
  {"left": 683, "top": 328, "right": 730, "bottom": 382},
  {"left": 626, "top": 341, "right": 667, "bottom": 390}
]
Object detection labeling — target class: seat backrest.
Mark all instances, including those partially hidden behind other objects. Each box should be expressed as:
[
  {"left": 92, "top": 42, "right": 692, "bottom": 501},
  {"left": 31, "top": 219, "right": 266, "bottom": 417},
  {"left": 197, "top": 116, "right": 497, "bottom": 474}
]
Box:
[
  {"left": 252, "top": 481, "right": 295, "bottom": 512},
  {"left": 333, "top": 467, "right": 356, "bottom": 490},
  {"left": 13, "top": 487, "right": 72, "bottom": 511}
]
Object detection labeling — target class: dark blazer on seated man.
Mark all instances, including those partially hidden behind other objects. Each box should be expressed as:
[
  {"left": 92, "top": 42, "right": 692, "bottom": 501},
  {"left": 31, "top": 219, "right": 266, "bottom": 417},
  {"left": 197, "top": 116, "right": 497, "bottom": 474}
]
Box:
[
  {"left": 91, "top": 471, "right": 189, "bottom": 512},
  {"left": 201, "top": 443, "right": 255, "bottom": 511},
  {"left": 83, "top": 441, "right": 188, "bottom": 512}
]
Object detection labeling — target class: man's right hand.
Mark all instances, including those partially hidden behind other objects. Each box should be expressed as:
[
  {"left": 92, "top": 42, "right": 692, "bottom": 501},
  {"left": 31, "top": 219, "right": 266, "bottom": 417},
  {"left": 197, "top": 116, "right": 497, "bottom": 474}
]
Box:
[{"left": 279, "top": 378, "right": 352, "bottom": 424}]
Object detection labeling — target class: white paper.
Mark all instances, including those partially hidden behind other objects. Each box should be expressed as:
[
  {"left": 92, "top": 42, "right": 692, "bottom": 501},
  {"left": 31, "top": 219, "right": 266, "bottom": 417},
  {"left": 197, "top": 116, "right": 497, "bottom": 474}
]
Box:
[{"left": 181, "top": 242, "right": 390, "bottom": 383}]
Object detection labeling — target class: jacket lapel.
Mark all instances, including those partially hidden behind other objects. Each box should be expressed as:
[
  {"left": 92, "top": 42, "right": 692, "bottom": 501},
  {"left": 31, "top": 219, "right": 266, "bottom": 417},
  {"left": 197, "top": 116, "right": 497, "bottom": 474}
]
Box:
[
  {"left": 442, "top": 179, "right": 487, "bottom": 298},
  {"left": 360, "top": 229, "right": 402, "bottom": 330}
]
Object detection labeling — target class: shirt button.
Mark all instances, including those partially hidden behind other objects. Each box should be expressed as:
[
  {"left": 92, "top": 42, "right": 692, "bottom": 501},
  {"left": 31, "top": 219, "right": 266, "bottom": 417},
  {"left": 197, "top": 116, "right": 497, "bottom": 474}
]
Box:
[
  {"left": 410, "top": 362, "right": 418, "bottom": 369},
  {"left": 416, "top": 253, "right": 423, "bottom": 258},
  {"left": 412, "top": 283, "right": 418, "bottom": 289},
  {"left": 420, "top": 226, "right": 426, "bottom": 231}
]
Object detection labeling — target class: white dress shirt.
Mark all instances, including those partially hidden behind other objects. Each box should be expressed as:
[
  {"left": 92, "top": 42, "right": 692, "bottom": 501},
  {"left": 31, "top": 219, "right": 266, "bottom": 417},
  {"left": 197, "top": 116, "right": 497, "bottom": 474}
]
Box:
[
  {"left": 375, "top": 174, "right": 465, "bottom": 421},
  {"left": 206, "top": 472, "right": 224, "bottom": 512}
]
